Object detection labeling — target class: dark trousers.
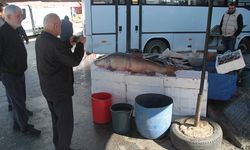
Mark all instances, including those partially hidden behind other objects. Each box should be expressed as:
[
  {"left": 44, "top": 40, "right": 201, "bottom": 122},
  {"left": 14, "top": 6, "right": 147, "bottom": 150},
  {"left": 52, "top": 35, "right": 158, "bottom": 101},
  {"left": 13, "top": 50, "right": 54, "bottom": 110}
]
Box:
[
  {"left": 46, "top": 96, "right": 74, "bottom": 150},
  {"left": 222, "top": 36, "right": 236, "bottom": 52},
  {"left": 0, "top": 73, "right": 12, "bottom": 106},
  {"left": 6, "top": 90, "right": 12, "bottom": 106},
  {"left": 1, "top": 73, "right": 29, "bottom": 130}
]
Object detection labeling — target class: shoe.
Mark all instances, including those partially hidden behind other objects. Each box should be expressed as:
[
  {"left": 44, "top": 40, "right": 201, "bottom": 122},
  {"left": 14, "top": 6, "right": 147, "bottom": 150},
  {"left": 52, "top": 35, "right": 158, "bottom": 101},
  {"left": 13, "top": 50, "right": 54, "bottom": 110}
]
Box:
[
  {"left": 8, "top": 105, "right": 12, "bottom": 111},
  {"left": 22, "top": 126, "right": 41, "bottom": 137},
  {"left": 13, "top": 123, "right": 34, "bottom": 131},
  {"left": 26, "top": 109, "right": 33, "bottom": 116},
  {"left": 13, "top": 123, "right": 20, "bottom": 131}
]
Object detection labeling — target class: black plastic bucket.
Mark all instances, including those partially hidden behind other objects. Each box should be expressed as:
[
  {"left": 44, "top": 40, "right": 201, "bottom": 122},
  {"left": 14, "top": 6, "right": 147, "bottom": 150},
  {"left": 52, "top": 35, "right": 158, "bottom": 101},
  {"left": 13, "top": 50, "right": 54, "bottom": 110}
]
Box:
[{"left": 110, "top": 103, "right": 133, "bottom": 134}]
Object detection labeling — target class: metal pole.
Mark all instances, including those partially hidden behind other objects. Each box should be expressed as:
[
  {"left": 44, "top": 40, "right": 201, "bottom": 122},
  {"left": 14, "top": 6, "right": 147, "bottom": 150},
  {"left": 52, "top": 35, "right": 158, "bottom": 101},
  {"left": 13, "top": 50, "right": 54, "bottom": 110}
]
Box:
[{"left": 194, "top": 0, "right": 213, "bottom": 127}]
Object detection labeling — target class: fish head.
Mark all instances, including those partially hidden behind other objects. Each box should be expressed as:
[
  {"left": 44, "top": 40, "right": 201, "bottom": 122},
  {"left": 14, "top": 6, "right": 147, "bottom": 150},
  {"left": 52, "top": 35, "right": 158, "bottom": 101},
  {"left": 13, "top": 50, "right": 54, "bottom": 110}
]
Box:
[
  {"left": 94, "top": 56, "right": 111, "bottom": 69},
  {"left": 94, "top": 58, "right": 104, "bottom": 67}
]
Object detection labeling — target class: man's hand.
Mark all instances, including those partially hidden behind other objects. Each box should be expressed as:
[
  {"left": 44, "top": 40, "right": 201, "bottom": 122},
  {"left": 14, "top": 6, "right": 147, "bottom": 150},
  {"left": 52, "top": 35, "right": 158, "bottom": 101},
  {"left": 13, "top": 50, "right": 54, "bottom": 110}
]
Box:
[
  {"left": 79, "top": 36, "right": 86, "bottom": 44},
  {"left": 69, "top": 36, "right": 77, "bottom": 46},
  {"left": 69, "top": 36, "right": 86, "bottom": 45}
]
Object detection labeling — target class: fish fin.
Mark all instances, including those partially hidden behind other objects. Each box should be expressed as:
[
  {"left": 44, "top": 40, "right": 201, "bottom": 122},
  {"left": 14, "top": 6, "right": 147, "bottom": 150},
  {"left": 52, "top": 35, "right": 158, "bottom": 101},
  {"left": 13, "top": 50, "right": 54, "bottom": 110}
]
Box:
[
  {"left": 166, "top": 72, "right": 176, "bottom": 77},
  {"left": 145, "top": 72, "right": 156, "bottom": 76},
  {"left": 130, "top": 71, "right": 137, "bottom": 75},
  {"left": 107, "top": 67, "right": 115, "bottom": 71}
]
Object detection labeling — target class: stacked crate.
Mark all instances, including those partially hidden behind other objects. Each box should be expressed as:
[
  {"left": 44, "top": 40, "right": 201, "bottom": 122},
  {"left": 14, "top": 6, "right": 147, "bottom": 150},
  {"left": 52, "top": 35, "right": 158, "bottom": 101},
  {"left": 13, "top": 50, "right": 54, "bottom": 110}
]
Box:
[{"left": 91, "top": 64, "right": 208, "bottom": 117}]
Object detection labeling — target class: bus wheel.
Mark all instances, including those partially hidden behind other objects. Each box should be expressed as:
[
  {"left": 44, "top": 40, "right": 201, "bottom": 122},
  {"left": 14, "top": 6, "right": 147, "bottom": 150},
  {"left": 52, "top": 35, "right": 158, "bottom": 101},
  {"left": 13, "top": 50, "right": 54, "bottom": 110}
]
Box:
[
  {"left": 144, "top": 39, "right": 169, "bottom": 53},
  {"left": 238, "top": 38, "right": 250, "bottom": 54}
]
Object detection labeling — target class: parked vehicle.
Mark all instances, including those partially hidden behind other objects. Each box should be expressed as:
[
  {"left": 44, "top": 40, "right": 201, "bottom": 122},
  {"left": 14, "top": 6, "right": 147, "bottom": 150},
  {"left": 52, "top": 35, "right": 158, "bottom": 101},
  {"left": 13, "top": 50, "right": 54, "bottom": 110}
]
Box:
[
  {"left": 82, "top": 0, "right": 250, "bottom": 53},
  {"left": 9, "top": 2, "right": 80, "bottom": 36},
  {"left": 20, "top": 5, "right": 44, "bottom": 36}
]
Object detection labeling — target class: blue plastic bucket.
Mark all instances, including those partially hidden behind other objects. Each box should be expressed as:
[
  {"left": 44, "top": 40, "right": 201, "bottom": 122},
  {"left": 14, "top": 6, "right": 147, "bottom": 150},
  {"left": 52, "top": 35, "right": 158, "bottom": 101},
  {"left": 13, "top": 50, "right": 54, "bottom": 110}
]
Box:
[{"left": 135, "top": 93, "right": 173, "bottom": 139}]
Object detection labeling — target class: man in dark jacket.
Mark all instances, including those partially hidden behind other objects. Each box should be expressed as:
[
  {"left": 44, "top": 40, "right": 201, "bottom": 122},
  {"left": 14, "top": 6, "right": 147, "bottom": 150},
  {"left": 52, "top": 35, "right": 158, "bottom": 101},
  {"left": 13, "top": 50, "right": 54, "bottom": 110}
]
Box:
[
  {"left": 0, "top": 3, "right": 30, "bottom": 111},
  {"left": 220, "top": 2, "right": 243, "bottom": 52},
  {"left": 35, "top": 13, "right": 85, "bottom": 150},
  {"left": 60, "top": 15, "right": 73, "bottom": 42},
  {"left": 0, "top": 5, "right": 40, "bottom": 136}
]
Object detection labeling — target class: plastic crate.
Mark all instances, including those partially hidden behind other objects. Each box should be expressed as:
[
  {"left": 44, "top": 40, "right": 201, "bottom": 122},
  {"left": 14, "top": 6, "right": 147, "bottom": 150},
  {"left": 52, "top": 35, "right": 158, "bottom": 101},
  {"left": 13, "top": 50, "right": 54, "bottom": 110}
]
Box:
[
  {"left": 208, "top": 72, "right": 237, "bottom": 100},
  {"left": 216, "top": 50, "right": 245, "bottom": 74}
]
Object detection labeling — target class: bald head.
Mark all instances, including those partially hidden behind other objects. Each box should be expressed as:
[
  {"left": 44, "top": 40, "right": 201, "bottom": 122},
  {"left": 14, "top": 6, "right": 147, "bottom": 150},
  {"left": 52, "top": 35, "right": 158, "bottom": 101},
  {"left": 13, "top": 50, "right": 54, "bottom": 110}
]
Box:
[{"left": 43, "top": 13, "right": 61, "bottom": 36}]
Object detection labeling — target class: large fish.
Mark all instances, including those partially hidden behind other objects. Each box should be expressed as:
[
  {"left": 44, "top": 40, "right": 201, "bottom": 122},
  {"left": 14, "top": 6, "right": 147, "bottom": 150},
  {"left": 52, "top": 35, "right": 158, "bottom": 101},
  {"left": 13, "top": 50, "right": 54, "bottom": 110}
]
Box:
[{"left": 94, "top": 53, "right": 178, "bottom": 76}]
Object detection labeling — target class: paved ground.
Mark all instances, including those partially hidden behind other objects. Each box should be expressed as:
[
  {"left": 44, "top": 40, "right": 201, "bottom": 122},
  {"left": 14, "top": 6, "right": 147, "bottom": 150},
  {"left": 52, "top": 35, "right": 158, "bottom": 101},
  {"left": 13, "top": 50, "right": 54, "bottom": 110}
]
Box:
[{"left": 0, "top": 39, "right": 241, "bottom": 150}]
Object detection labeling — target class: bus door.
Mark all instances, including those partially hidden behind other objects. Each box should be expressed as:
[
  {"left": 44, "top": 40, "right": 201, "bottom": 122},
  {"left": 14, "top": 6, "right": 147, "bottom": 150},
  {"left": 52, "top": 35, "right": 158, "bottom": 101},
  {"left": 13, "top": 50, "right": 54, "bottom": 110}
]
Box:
[
  {"left": 117, "top": 0, "right": 139, "bottom": 52},
  {"left": 88, "top": 0, "right": 117, "bottom": 53},
  {"left": 129, "top": 0, "right": 140, "bottom": 51},
  {"left": 85, "top": 0, "right": 140, "bottom": 53},
  {"left": 117, "top": 0, "right": 127, "bottom": 52}
]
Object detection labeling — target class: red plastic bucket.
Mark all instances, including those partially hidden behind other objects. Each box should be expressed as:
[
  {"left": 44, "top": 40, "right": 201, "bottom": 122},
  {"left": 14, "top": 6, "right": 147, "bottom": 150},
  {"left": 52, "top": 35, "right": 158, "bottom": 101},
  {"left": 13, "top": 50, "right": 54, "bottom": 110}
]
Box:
[{"left": 91, "top": 92, "right": 112, "bottom": 124}]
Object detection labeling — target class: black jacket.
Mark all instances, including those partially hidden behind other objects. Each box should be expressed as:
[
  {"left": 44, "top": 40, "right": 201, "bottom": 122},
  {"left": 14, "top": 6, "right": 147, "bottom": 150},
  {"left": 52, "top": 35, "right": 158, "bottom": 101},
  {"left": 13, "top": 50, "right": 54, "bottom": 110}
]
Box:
[
  {"left": 35, "top": 31, "right": 84, "bottom": 100},
  {"left": 0, "top": 23, "right": 27, "bottom": 75}
]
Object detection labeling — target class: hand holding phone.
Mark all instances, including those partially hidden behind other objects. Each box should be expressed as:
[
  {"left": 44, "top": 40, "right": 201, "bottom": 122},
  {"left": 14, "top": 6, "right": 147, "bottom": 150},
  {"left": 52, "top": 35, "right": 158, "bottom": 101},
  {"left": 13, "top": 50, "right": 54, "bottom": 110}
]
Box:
[
  {"left": 73, "top": 36, "right": 81, "bottom": 42},
  {"left": 78, "top": 36, "right": 86, "bottom": 44}
]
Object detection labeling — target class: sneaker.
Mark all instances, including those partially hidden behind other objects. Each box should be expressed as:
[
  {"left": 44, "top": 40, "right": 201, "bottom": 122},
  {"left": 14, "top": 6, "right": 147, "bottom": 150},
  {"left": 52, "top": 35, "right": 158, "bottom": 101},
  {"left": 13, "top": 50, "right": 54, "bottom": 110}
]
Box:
[
  {"left": 8, "top": 105, "right": 12, "bottom": 111},
  {"left": 26, "top": 109, "right": 33, "bottom": 116},
  {"left": 22, "top": 126, "right": 41, "bottom": 137}
]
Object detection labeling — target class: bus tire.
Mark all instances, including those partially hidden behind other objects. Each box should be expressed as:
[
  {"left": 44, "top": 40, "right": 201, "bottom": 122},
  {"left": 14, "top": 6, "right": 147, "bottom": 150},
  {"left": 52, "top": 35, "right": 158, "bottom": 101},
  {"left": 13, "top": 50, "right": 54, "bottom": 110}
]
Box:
[
  {"left": 144, "top": 39, "right": 169, "bottom": 53},
  {"left": 170, "top": 117, "right": 223, "bottom": 150},
  {"left": 238, "top": 38, "right": 250, "bottom": 54}
]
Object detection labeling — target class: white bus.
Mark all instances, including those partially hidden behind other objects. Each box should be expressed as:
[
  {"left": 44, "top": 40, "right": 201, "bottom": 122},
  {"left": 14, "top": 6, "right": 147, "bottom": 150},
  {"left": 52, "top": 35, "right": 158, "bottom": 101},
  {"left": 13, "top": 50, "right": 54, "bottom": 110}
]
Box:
[{"left": 83, "top": 0, "right": 250, "bottom": 53}]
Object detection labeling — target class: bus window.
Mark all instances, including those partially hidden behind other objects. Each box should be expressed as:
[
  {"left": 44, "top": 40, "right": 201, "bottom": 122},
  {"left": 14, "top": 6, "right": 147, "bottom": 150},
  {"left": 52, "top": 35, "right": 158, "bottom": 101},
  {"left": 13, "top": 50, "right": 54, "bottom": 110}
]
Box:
[
  {"left": 214, "top": 0, "right": 226, "bottom": 6},
  {"left": 145, "top": 0, "right": 168, "bottom": 5},
  {"left": 194, "top": 0, "right": 208, "bottom": 6},
  {"left": 238, "top": 0, "right": 250, "bottom": 6},
  {"left": 132, "top": 0, "right": 139, "bottom": 5},
  {"left": 92, "top": 0, "right": 114, "bottom": 4},
  {"left": 144, "top": 0, "right": 208, "bottom": 5},
  {"left": 119, "top": 0, "right": 126, "bottom": 4}
]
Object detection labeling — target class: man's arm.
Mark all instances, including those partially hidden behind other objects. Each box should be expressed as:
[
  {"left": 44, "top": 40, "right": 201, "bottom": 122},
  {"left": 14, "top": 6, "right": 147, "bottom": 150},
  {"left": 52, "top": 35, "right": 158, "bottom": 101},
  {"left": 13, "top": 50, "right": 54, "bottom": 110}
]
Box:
[
  {"left": 219, "top": 15, "right": 224, "bottom": 35},
  {"left": 0, "top": 33, "right": 3, "bottom": 57},
  {"left": 234, "top": 14, "right": 243, "bottom": 37},
  {"left": 54, "top": 41, "right": 84, "bottom": 67},
  {"left": 0, "top": 33, "right": 3, "bottom": 79}
]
